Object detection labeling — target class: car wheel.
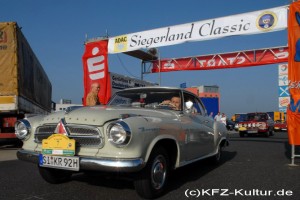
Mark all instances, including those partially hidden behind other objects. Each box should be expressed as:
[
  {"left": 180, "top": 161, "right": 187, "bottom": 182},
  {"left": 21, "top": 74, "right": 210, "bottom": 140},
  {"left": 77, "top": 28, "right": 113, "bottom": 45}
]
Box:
[
  {"left": 38, "top": 166, "right": 72, "bottom": 184},
  {"left": 239, "top": 131, "right": 245, "bottom": 137},
  {"left": 134, "top": 146, "right": 169, "bottom": 199},
  {"left": 264, "top": 131, "right": 270, "bottom": 137},
  {"left": 269, "top": 128, "right": 274, "bottom": 136},
  {"left": 209, "top": 144, "right": 223, "bottom": 164}
]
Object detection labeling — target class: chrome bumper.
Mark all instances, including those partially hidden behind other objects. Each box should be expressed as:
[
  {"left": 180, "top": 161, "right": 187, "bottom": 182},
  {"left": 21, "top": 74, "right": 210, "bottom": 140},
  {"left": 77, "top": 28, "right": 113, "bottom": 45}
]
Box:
[{"left": 17, "top": 149, "right": 145, "bottom": 172}]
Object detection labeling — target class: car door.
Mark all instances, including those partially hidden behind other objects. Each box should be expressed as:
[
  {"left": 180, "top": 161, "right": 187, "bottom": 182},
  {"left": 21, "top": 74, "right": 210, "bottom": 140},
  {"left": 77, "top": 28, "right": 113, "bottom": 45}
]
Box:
[{"left": 181, "top": 92, "right": 215, "bottom": 161}]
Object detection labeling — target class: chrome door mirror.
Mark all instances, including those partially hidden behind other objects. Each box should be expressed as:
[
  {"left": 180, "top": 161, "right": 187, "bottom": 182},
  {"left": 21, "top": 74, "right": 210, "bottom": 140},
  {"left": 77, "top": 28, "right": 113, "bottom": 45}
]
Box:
[{"left": 185, "top": 101, "right": 193, "bottom": 113}]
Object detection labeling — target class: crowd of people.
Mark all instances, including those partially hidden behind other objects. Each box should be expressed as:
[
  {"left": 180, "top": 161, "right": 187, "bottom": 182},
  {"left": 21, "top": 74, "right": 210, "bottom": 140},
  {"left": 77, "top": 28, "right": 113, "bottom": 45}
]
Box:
[{"left": 211, "top": 112, "right": 227, "bottom": 125}]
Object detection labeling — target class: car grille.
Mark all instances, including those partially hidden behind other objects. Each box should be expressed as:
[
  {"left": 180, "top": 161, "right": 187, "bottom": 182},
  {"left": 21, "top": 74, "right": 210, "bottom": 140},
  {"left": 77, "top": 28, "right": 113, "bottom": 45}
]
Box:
[{"left": 34, "top": 124, "right": 104, "bottom": 147}]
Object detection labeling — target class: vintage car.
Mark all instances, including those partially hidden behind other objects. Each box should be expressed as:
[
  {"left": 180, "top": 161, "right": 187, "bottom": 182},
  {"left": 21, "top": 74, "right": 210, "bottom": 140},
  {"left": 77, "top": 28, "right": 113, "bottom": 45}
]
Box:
[
  {"left": 237, "top": 112, "right": 274, "bottom": 137},
  {"left": 274, "top": 120, "right": 287, "bottom": 132},
  {"left": 15, "top": 87, "right": 228, "bottom": 199}
]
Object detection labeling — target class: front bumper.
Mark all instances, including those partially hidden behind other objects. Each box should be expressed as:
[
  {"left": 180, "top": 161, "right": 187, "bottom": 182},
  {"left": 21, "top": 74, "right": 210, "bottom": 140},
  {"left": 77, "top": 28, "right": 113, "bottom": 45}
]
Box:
[
  {"left": 17, "top": 149, "right": 145, "bottom": 172},
  {"left": 238, "top": 127, "right": 268, "bottom": 133}
]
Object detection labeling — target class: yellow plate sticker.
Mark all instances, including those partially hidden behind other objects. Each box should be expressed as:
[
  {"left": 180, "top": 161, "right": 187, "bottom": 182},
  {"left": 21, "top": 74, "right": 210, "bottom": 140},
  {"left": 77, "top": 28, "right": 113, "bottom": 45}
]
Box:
[
  {"left": 42, "top": 134, "right": 75, "bottom": 156},
  {"left": 239, "top": 127, "right": 247, "bottom": 131}
]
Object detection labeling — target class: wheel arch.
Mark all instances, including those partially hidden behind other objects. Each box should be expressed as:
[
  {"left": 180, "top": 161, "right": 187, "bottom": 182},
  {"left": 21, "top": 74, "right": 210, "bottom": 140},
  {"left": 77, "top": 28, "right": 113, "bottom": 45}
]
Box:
[
  {"left": 219, "top": 137, "right": 229, "bottom": 147},
  {"left": 144, "top": 136, "right": 179, "bottom": 170}
]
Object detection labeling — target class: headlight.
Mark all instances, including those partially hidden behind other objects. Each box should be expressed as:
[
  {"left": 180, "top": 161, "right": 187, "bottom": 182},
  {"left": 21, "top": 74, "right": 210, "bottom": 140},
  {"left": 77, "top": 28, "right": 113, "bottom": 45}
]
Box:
[
  {"left": 107, "top": 121, "right": 131, "bottom": 147},
  {"left": 15, "top": 119, "right": 31, "bottom": 140},
  {"left": 257, "top": 122, "right": 267, "bottom": 129}
]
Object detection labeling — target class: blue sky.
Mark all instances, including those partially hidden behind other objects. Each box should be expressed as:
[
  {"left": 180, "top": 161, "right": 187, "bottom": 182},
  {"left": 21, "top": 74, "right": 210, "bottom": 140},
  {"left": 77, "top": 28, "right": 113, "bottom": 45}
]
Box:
[{"left": 2, "top": 0, "right": 291, "bottom": 117}]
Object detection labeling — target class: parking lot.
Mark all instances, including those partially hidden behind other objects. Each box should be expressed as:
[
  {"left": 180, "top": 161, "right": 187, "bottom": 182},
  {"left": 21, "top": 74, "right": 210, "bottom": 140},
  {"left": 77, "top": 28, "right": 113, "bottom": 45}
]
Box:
[
  {"left": 0, "top": 131, "right": 300, "bottom": 200},
  {"left": 0, "top": 142, "right": 18, "bottom": 161}
]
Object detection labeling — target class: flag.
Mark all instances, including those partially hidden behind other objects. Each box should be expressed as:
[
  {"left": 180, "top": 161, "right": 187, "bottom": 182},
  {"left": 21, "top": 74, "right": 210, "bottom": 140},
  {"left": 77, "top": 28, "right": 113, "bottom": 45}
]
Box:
[
  {"left": 287, "top": 2, "right": 300, "bottom": 145},
  {"left": 82, "top": 40, "right": 110, "bottom": 105}
]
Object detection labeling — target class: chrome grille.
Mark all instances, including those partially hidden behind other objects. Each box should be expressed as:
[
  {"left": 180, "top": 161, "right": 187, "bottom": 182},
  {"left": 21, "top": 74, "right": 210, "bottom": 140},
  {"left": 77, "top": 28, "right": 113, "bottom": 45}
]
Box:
[{"left": 34, "top": 124, "right": 103, "bottom": 147}]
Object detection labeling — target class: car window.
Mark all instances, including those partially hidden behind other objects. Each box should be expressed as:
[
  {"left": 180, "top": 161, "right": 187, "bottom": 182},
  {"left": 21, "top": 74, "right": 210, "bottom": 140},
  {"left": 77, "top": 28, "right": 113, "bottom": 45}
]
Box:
[
  {"left": 108, "top": 88, "right": 183, "bottom": 111},
  {"left": 246, "top": 113, "right": 268, "bottom": 121},
  {"left": 195, "top": 98, "right": 207, "bottom": 115},
  {"left": 183, "top": 92, "right": 205, "bottom": 115}
]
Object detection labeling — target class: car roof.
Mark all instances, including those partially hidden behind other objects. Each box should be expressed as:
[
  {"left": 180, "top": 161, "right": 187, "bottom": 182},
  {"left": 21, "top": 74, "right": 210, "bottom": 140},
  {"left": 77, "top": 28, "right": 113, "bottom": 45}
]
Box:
[
  {"left": 119, "top": 86, "right": 198, "bottom": 96},
  {"left": 121, "top": 86, "right": 181, "bottom": 91},
  {"left": 116, "top": 86, "right": 200, "bottom": 100}
]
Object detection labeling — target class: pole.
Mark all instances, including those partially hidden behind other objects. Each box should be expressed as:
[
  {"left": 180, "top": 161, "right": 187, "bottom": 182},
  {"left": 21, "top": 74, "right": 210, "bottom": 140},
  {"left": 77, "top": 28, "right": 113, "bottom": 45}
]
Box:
[
  {"left": 141, "top": 61, "right": 144, "bottom": 81},
  {"left": 158, "top": 50, "right": 161, "bottom": 86},
  {"left": 291, "top": 145, "right": 295, "bottom": 165}
]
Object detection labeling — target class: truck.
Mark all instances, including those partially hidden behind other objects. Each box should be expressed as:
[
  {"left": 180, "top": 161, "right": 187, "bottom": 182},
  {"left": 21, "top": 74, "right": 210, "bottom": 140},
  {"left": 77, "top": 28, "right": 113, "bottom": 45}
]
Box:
[
  {"left": 0, "top": 22, "right": 52, "bottom": 140},
  {"left": 232, "top": 113, "right": 247, "bottom": 123},
  {"left": 199, "top": 97, "right": 219, "bottom": 117},
  {"left": 267, "top": 111, "right": 285, "bottom": 122}
]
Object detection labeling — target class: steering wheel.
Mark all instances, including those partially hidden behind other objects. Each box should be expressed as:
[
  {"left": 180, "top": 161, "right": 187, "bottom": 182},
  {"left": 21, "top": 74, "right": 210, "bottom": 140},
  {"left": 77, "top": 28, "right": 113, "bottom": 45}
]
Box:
[{"left": 158, "top": 102, "right": 177, "bottom": 109}]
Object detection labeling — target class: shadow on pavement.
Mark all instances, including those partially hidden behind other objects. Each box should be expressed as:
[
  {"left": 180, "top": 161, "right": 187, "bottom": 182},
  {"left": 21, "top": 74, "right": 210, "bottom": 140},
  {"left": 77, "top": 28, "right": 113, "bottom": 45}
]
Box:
[{"left": 71, "top": 149, "right": 237, "bottom": 196}]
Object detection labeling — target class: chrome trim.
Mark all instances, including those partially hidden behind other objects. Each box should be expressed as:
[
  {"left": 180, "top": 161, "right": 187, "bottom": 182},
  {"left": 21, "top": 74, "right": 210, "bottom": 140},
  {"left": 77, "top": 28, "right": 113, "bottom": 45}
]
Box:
[
  {"left": 17, "top": 149, "right": 145, "bottom": 172},
  {"left": 34, "top": 124, "right": 104, "bottom": 147}
]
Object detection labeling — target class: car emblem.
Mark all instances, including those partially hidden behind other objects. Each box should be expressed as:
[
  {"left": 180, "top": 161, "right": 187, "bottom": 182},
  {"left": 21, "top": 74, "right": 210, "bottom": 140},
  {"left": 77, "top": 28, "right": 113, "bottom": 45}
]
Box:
[{"left": 54, "top": 118, "right": 69, "bottom": 136}]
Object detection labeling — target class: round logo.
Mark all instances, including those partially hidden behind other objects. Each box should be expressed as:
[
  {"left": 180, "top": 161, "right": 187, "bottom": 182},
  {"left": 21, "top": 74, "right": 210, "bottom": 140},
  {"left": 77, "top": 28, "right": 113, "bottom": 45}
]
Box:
[
  {"left": 280, "top": 64, "right": 288, "bottom": 72},
  {"left": 256, "top": 11, "right": 277, "bottom": 31}
]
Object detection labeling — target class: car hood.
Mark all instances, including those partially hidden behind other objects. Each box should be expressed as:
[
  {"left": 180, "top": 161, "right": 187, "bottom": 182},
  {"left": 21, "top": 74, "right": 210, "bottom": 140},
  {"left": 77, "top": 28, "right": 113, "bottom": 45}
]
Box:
[
  {"left": 239, "top": 120, "right": 265, "bottom": 123},
  {"left": 40, "top": 106, "right": 179, "bottom": 126}
]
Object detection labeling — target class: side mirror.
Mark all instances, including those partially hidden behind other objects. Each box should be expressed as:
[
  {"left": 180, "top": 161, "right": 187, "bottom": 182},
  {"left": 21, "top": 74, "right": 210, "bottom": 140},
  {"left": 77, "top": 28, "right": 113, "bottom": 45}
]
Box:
[{"left": 185, "top": 101, "right": 193, "bottom": 113}]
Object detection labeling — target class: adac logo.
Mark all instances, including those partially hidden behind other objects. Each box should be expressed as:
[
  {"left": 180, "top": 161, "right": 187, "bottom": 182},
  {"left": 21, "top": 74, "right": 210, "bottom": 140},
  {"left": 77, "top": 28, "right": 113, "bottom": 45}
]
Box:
[
  {"left": 114, "top": 35, "right": 127, "bottom": 52},
  {"left": 256, "top": 11, "right": 277, "bottom": 31},
  {"left": 0, "top": 30, "right": 7, "bottom": 43}
]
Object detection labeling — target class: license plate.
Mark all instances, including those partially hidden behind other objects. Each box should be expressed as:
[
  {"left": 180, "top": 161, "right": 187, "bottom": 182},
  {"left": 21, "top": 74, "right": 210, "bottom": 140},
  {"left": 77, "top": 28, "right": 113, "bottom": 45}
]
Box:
[
  {"left": 39, "top": 154, "right": 79, "bottom": 171},
  {"left": 247, "top": 130, "right": 258, "bottom": 133}
]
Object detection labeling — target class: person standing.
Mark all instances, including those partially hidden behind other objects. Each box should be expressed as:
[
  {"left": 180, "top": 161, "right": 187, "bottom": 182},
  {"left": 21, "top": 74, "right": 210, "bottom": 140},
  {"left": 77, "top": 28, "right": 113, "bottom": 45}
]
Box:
[
  {"left": 86, "top": 83, "right": 101, "bottom": 106},
  {"left": 220, "top": 113, "right": 227, "bottom": 125},
  {"left": 214, "top": 112, "right": 222, "bottom": 122}
]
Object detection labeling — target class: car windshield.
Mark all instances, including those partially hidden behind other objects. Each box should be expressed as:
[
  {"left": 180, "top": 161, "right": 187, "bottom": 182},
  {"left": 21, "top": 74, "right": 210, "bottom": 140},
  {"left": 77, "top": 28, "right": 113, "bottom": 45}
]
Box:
[
  {"left": 246, "top": 113, "right": 268, "bottom": 121},
  {"left": 108, "top": 88, "right": 182, "bottom": 111}
]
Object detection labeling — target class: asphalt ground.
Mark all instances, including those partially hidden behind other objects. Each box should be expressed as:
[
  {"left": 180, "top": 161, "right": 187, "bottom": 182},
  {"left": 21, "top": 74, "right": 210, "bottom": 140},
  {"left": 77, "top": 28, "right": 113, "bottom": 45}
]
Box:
[{"left": 0, "top": 131, "right": 299, "bottom": 200}]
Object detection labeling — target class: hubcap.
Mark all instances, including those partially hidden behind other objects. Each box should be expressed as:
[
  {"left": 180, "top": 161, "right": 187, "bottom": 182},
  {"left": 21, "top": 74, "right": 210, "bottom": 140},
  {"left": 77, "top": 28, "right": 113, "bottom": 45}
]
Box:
[{"left": 151, "top": 155, "right": 167, "bottom": 190}]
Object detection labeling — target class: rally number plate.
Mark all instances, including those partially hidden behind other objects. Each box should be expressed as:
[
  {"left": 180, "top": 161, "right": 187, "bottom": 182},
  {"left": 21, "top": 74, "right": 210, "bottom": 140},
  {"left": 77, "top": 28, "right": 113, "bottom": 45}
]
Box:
[{"left": 39, "top": 154, "right": 79, "bottom": 171}]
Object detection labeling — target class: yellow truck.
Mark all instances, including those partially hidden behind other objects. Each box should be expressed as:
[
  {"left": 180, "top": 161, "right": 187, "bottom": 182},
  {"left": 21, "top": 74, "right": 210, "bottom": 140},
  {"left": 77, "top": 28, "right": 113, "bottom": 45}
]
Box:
[
  {"left": 0, "top": 22, "right": 52, "bottom": 140},
  {"left": 267, "top": 111, "right": 285, "bottom": 121}
]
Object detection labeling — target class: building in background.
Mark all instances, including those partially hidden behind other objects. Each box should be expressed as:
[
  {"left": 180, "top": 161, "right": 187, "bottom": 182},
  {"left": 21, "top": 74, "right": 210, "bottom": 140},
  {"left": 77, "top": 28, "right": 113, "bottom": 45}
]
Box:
[{"left": 186, "top": 85, "right": 220, "bottom": 117}]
